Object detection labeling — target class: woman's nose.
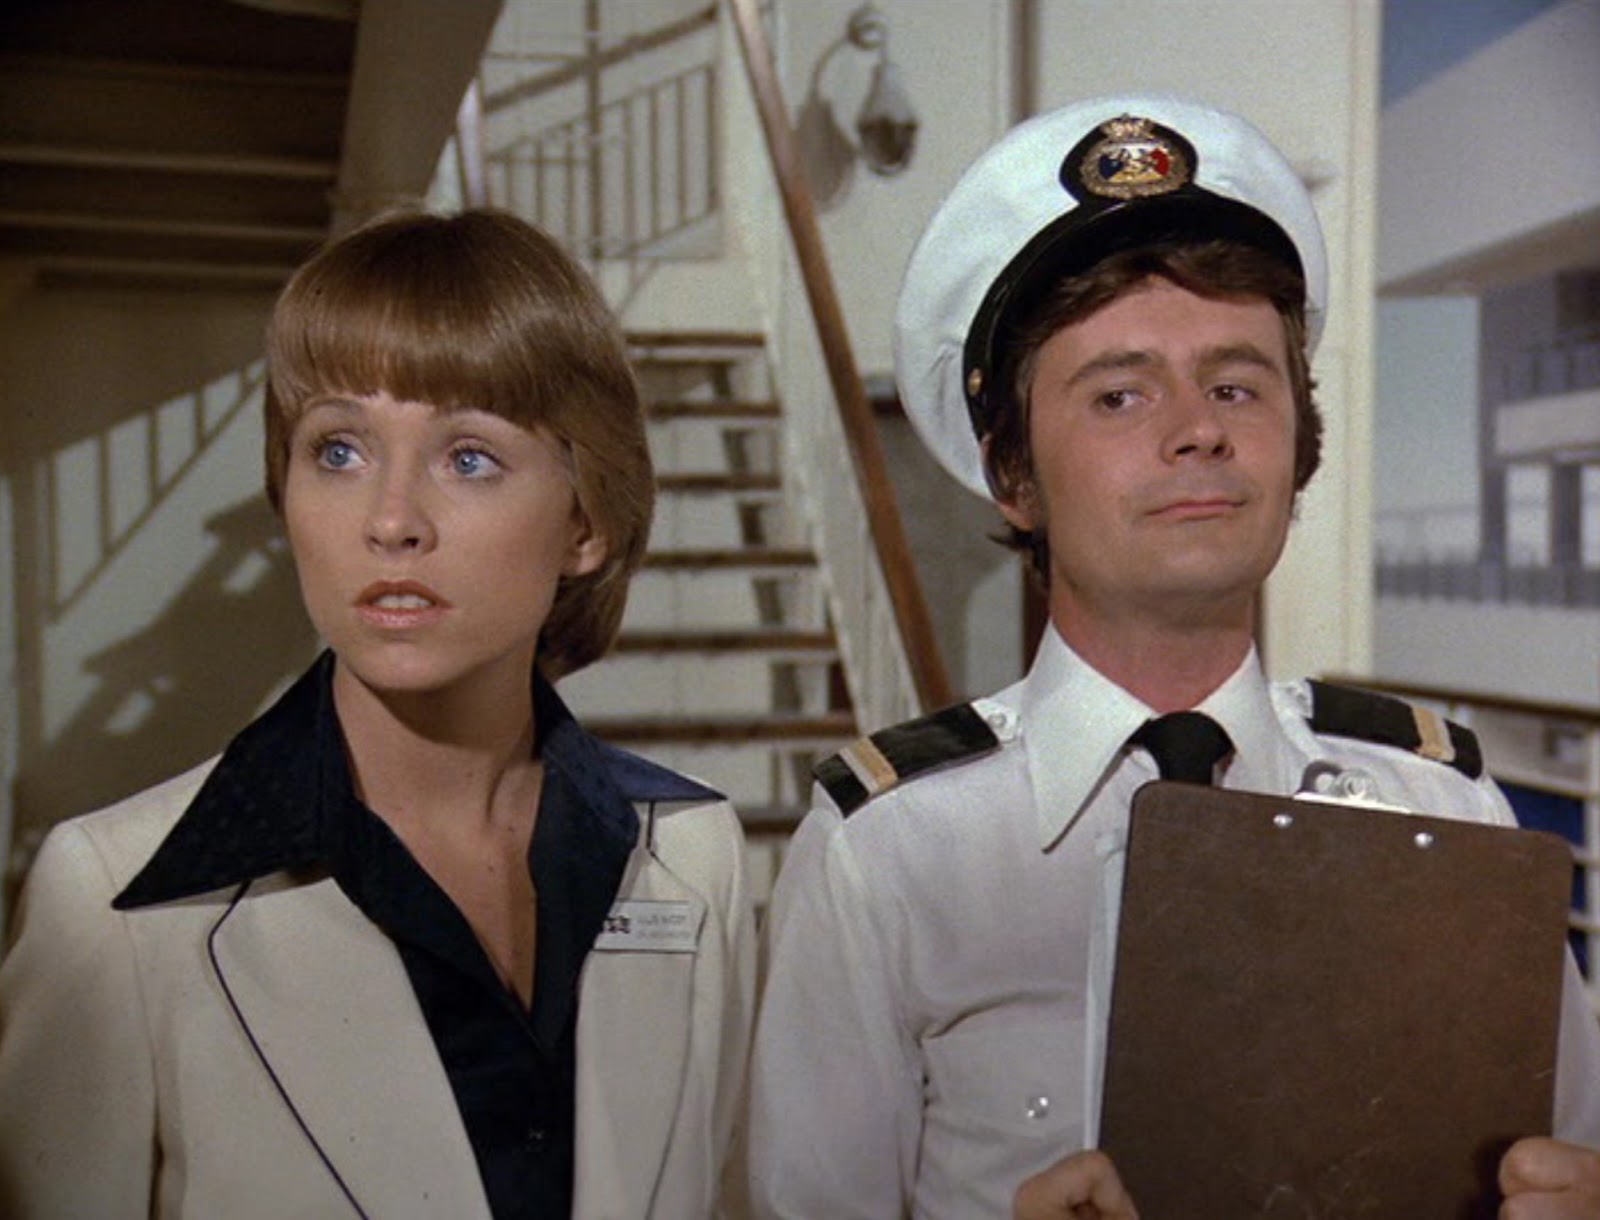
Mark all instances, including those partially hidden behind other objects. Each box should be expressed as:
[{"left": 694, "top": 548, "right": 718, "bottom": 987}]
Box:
[{"left": 365, "top": 470, "right": 436, "bottom": 553}]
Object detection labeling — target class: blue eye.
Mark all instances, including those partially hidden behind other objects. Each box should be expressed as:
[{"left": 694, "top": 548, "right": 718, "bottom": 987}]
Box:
[
  {"left": 316, "top": 439, "right": 358, "bottom": 470},
  {"left": 450, "top": 446, "right": 500, "bottom": 478}
]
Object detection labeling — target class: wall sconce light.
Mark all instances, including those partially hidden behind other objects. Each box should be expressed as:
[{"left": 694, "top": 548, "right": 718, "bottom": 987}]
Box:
[
  {"left": 797, "top": 3, "right": 920, "bottom": 206},
  {"left": 846, "top": 6, "right": 918, "bottom": 176}
]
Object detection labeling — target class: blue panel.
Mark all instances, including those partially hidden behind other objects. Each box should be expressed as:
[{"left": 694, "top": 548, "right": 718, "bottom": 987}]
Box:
[
  {"left": 1500, "top": 779, "right": 1588, "bottom": 974},
  {"left": 1382, "top": 0, "right": 1564, "bottom": 105}
]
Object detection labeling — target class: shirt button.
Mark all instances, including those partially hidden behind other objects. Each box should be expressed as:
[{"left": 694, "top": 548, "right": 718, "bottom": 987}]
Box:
[
  {"left": 1024, "top": 1094, "right": 1050, "bottom": 1121},
  {"left": 525, "top": 1127, "right": 547, "bottom": 1148}
]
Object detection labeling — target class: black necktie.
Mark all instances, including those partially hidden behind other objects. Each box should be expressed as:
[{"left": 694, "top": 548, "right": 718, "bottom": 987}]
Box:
[{"left": 1130, "top": 712, "right": 1234, "bottom": 785}]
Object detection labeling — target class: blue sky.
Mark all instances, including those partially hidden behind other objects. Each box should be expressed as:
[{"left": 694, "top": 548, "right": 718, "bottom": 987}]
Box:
[{"left": 1382, "top": 0, "right": 1564, "bottom": 104}]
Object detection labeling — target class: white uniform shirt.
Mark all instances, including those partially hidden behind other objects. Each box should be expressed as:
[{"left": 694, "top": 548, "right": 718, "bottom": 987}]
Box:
[{"left": 746, "top": 631, "right": 1600, "bottom": 1219}]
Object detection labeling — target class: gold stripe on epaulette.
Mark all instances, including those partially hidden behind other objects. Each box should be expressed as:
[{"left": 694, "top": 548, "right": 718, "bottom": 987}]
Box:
[
  {"left": 1412, "top": 706, "right": 1455, "bottom": 765},
  {"left": 840, "top": 736, "right": 898, "bottom": 798}
]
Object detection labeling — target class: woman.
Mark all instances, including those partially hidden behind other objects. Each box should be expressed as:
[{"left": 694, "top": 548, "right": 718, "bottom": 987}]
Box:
[{"left": 0, "top": 209, "right": 754, "bottom": 1219}]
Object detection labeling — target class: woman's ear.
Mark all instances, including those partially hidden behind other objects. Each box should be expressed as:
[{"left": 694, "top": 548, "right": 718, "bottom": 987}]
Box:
[{"left": 563, "top": 508, "right": 609, "bottom": 578}]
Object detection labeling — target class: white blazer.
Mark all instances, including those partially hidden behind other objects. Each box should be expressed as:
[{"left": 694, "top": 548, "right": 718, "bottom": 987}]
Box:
[{"left": 0, "top": 760, "right": 754, "bottom": 1219}]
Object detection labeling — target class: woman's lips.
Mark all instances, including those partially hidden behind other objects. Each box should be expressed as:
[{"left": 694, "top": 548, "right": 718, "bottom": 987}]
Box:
[{"left": 355, "top": 580, "right": 451, "bottom": 627}]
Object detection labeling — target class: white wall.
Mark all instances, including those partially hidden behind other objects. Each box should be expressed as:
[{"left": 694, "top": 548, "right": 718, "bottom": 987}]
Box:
[
  {"left": 620, "top": 0, "right": 1013, "bottom": 380},
  {"left": 792, "top": 0, "right": 1012, "bottom": 380},
  {"left": 1372, "top": 296, "right": 1482, "bottom": 559},
  {"left": 1376, "top": 599, "right": 1600, "bottom": 707},
  {"left": 1372, "top": 0, "right": 1600, "bottom": 712},
  {"left": 0, "top": 285, "right": 318, "bottom": 916},
  {"left": 1030, "top": 0, "right": 1382, "bottom": 686},
  {"left": 1379, "top": 0, "right": 1600, "bottom": 294},
  {"left": 769, "top": 0, "right": 1020, "bottom": 698}
]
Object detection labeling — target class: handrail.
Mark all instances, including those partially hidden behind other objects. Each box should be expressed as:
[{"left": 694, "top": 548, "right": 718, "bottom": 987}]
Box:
[
  {"left": 481, "top": 5, "right": 719, "bottom": 114},
  {"left": 1321, "top": 673, "right": 1600, "bottom": 727},
  {"left": 725, "top": 0, "right": 953, "bottom": 713}
]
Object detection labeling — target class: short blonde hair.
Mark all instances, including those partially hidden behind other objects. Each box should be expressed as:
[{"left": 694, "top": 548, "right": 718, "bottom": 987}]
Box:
[{"left": 264, "top": 208, "right": 651, "bottom": 678}]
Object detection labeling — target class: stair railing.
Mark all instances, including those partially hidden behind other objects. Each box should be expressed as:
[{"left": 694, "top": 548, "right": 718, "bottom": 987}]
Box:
[
  {"left": 449, "top": 0, "right": 953, "bottom": 725},
  {"left": 462, "top": 4, "right": 723, "bottom": 304},
  {"left": 726, "top": 0, "right": 952, "bottom": 722}
]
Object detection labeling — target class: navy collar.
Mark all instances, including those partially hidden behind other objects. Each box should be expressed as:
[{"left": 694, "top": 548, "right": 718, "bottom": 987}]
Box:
[{"left": 115, "top": 651, "right": 719, "bottom": 910}]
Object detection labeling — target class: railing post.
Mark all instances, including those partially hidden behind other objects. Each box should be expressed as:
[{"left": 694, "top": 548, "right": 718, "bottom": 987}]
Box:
[
  {"left": 725, "top": 0, "right": 953, "bottom": 713},
  {"left": 454, "top": 76, "right": 487, "bottom": 207},
  {"left": 585, "top": 0, "right": 605, "bottom": 260}
]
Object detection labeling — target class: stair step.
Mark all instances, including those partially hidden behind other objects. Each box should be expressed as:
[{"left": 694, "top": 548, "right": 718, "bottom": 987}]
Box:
[
  {"left": 591, "top": 712, "right": 858, "bottom": 745},
  {"left": 633, "top": 353, "right": 753, "bottom": 376},
  {"left": 613, "top": 629, "right": 836, "bottom": 655},
  {"left": 642, "top": 547, "right": 815, "bottom": 572},
  {"left": 617, "top": 329, "right": 858, "bottom": 816},
  {"left": 645, "top": 399, "right": 780, "bottom": 420},
  {"left": 656, "top": 472, "right": 781, "bottom": 495},
  {"left": 626, "top": 329, "right": 765, "bottom": 350},
  {"left": 737, "top": 804, "right": 810, "bottom": 832}
]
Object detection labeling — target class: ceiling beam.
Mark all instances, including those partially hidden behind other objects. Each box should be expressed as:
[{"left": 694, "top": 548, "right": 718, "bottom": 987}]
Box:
[
  {"left": 332, "top": 0, "right": 505, "bottom": 230},
  {"left": 0, "top": 210, "right": 324, "bottom": 244},
  {"left": 0, "top": 143, "right": 336, "bottom": 180}
]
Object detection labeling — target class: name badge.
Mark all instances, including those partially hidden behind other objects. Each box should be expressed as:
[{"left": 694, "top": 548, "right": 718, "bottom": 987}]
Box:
[{"left": 593, "top": 899, "right": 700, "bottom": 954}]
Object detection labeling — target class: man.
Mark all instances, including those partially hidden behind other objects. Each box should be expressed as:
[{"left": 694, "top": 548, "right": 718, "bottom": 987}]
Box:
[{"left": 745, "top": 94, "right": 1600, "bottom": 1218}]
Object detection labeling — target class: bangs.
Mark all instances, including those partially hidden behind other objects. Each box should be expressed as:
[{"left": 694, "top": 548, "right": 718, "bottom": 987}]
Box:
[
  {"left": 269, "top": 277, "right": 530, "bottom": 424},
  {"left": 261, "top": 209, "right": 653, "bottom": 672},
  {"left": 266, "top": 210, "right": 623, "bottom": 431}
]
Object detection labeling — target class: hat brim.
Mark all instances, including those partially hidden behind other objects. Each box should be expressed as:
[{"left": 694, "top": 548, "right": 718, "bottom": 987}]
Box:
[{"left": 961, "top": 187, "right": 1305, "bottom": 436}]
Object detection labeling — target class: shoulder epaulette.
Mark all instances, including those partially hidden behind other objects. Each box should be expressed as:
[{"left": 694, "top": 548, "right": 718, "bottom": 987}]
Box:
[
  {"left": 814, "top": 702, "right": 1001, "bottom": 816},
  {"left": 1307, "top": 680, "right": 1482, "bottom": 779}
]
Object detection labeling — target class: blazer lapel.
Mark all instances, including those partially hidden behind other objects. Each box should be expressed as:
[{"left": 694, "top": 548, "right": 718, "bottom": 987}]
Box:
[
  {"left": 208, "top": 872, "right": 492, "bottom": 1219},
  {"left": 573, "top": 845, "right": 704, "bottom": 1218}
]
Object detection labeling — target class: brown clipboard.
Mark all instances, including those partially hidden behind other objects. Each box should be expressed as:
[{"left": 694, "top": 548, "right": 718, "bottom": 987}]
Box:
[{"left": 1099, "top": 781, "right": 1573, "bottom": 1219}]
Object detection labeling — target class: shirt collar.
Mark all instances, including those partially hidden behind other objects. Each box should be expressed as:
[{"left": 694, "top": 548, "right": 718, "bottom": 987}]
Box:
[
  {"left": 533, "top": 670, "right": 721, "bottom": 817},
  {"left": 1194, "top": 646, "right": 1282, "bottom": 794},
  {"left": 114, "top": 653, "right": 335, "bottom": 909},
  {"left": 1017, "top": 627, "right": 1271, "bottom": 849},
  {"left": 115, "top": 652, "right": 720, "bottom": 910}
]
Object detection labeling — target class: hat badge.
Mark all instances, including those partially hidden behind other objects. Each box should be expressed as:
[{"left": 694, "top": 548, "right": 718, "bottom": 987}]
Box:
[{"left": 1076, "top": 115, "right": 1192, "bottom": 200}]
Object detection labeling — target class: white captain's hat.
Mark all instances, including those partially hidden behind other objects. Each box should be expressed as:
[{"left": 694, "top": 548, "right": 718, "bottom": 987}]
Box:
[{"left": 893, "top": 93, "right": 1328, "bottom": 497}]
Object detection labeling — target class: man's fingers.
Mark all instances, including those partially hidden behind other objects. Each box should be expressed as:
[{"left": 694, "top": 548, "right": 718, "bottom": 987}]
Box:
[
  {"left": 1014, "top": 1150, "right": 1139, "bottom": 1220},
  {"left": 1501, "top": 1137, "right": 1600, "bottom": 1194}
]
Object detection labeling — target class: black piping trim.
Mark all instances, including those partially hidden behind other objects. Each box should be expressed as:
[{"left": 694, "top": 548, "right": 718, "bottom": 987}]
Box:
[{"left": 206, "top": 881, "right": 371, "bottom": 1220}]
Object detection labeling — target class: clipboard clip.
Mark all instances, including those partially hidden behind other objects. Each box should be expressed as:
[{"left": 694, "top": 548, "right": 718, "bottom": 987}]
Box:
[{"left": 1294, "top": 760, "right": 1409, "bottom": 812}]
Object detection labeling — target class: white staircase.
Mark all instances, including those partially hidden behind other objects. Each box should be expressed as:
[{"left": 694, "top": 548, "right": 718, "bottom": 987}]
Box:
[{"left": 557, "top": 330, "right": 859, "bottom": 911}]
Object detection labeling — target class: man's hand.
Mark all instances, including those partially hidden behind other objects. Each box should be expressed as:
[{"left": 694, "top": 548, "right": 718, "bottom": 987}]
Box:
[
  {"left": 1499, "top": 1137, "right": 1600, "bottom": 1218},
  {"left": 1013, "top": 1149, "right": 1140, "bottom": 1220}
]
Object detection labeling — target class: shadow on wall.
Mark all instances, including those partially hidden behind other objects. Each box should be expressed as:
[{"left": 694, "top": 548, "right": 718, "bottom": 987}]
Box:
[
  {"left": 2, "top": 285, "right": 320, "bottom": 922},
  {"left": 7, "top": 495, "right": 317, "bottom": 915},
  {"left": 876, "top": 412, "right": 1024, "bottom": 698}
]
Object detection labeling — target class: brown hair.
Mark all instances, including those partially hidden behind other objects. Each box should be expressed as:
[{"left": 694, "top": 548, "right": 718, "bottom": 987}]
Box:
[
  {"left": 982, "top": 240, "right": 1322, "bottom": 583},
  {"left": 264, "top": 208, "right": 651, "bottom": 678}
]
